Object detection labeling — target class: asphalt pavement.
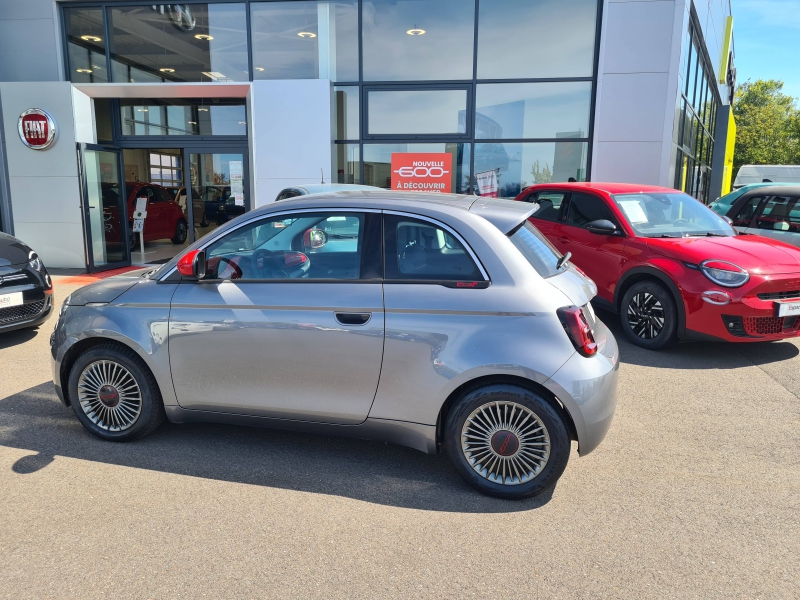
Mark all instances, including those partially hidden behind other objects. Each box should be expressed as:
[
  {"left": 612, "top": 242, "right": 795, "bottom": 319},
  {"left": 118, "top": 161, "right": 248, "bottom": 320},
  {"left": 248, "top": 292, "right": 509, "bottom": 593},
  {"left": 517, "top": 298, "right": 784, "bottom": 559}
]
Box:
[{"left": 0, "top": 276, "right": 798, "bottom": 599}]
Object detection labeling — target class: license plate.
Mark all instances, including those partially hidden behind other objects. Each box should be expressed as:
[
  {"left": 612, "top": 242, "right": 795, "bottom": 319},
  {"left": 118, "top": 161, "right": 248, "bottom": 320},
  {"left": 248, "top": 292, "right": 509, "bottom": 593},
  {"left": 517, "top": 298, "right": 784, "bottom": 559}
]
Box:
[
  {"left": 0, "top": 292, "right": 23, "bottom": 308},
  {"left": 776, "top": 300, "right": 800, "bottom": 317}
]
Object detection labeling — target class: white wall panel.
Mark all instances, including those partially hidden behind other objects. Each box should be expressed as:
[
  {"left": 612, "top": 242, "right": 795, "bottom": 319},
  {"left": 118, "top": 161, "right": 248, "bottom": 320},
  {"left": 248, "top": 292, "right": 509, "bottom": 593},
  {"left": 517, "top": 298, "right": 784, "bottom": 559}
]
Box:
[
  {"left": 595, "top": 73, "right": 670, "bottom": 142},
  {"left": 603, "top": 1, "right": 676, "bottom": 74},
  {"left": 250, "top": 80, "right": 333, "bottom": 207},
  {"left": 13, "top": 222, "right": 85, "bottom": 269},
  {"left": 592, "top": 141, "right": 664, "bottom": 184}
]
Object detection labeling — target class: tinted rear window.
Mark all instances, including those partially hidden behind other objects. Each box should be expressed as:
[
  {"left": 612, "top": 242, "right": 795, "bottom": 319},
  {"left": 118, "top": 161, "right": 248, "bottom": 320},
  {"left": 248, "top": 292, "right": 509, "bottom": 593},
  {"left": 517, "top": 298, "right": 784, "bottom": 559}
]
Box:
[{"left": 509, "top": 221, "right": 564, "bottom": 278}]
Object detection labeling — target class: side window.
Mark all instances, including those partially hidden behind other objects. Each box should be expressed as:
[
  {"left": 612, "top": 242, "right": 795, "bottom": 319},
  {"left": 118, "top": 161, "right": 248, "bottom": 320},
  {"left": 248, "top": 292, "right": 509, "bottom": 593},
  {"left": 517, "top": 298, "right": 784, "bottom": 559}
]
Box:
[
  {"left": 154, "top": 187, "right": 172, "bottom": 203},
  {"left": 565, "top": 193, "right": 617, "bottom": 228},
  {"left": 530, "top": 192, "right": 565, "bottom": 222},
  {"left": 135, "top": 186, "right": 154, "bottom": 202},
  {"left": 756, "top": 197, "right": 800, "bottom": 231},
  {"left": 731, "top": 196, "right": 764, "bottom": 227},
  {"left": 384, "top": 215, "right": 483, "bottom": 281},
  {"left": 204, "top": 212, "right": 365, "bottom": 281}
]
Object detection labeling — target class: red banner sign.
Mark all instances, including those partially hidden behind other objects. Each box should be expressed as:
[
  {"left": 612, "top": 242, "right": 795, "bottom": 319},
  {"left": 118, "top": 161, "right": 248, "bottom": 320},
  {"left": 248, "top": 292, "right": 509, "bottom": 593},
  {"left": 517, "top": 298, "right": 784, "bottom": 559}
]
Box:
[{"left": 391, "top": 153, "right": 452, "bottom": 193}]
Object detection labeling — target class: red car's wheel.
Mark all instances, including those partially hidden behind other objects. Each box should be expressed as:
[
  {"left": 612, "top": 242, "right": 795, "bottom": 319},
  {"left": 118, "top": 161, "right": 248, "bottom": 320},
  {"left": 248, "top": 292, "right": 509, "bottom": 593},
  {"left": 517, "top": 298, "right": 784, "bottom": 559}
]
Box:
[{"left": 620, "top": 280, "right": 678, "bottom": 350}]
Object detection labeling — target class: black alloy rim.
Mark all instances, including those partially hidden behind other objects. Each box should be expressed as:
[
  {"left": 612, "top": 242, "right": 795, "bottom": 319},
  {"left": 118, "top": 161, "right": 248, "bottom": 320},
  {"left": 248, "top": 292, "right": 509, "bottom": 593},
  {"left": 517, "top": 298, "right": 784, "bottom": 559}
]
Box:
[{"left": 627, "top": 292, "right": 665, "bottom": 339}]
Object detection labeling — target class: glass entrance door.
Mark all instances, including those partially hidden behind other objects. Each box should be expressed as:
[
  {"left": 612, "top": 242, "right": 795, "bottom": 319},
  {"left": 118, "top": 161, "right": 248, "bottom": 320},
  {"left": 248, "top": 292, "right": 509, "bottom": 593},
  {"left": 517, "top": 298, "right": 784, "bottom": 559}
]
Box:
[
  {"left": 79, "top": 144, "right": 130, "bottom": 273},
  {"left": 187, "top": 150, "right": 249, "bottom": 242}
]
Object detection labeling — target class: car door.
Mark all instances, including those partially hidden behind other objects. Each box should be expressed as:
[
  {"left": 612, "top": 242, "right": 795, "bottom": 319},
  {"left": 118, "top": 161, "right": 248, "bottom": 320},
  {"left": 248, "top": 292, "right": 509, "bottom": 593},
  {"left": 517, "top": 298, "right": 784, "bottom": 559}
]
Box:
[
  {"left": 728, "top": 194, "right": 766, "bottom": 234},
  {"left": 748, "top": 196, "right": 800, "bottom": 248},
  {"left": 168, "top": 209, "right": 385, "bottom": 424},
  {"left": 522, "top": 190, "right": 568, "bottom": 249},
  {"left": 137, "top": 186, "right": 164, "bottom": 240},
  {"left": 559, "top": 192, "right": 626, "bottom": 303}
]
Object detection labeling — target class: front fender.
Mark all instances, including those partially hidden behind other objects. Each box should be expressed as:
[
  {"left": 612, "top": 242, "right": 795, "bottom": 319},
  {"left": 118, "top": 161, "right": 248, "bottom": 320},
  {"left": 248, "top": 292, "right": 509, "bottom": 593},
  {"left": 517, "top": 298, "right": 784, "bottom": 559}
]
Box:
[{"left": 616, "top": 261, "right": 688, "bottom": 336}]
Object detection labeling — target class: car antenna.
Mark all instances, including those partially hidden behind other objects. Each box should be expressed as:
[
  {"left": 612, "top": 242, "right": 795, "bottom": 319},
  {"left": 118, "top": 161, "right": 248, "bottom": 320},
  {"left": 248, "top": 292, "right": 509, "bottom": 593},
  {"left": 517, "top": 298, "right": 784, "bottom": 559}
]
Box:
[{"left": 321, "top": 168, "right": 325, "bottom": 184}]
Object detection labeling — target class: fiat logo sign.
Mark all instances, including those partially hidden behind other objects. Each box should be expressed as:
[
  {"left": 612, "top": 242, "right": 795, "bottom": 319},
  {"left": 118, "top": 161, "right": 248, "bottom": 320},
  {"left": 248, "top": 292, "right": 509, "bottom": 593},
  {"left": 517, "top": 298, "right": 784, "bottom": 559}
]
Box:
[{"left": 18, "top": 109, "right": 57, "bottom": 150}]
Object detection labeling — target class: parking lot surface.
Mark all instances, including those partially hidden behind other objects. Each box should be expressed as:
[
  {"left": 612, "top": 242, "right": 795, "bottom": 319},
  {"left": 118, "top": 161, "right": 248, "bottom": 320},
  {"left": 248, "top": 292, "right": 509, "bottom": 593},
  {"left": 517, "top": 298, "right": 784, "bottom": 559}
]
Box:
[{"left": 1, "top": 276, "right": 798, "bottom": 599}]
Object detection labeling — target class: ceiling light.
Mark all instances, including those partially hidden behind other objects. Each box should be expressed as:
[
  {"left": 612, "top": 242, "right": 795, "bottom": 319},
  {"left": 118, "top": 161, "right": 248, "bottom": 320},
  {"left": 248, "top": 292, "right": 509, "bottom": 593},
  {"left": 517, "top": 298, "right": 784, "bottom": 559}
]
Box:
[
  {"left": 137, "top": 108, "right": 148, "bottom": 112},
  {"left": 80, "top": 35, "right": 102, "bottom": 42},
  {"left": 188, "top": 121, "right": 197, "bottom": 124},
  {"left": 297, "top": 31, "right": 316, "bottom": 38},
  {"left": 198, "top": 107, "right": 209, "bottom": 112},
  {"left": 238, "top": 121, "right": 246, "bottom": 125},
  {"left": 76, "top": 68, "right": 93, "bottom": 73},
  {"left": 255, "top": 67, "right": 265, "bottom": 72},
  {"left": 159, "top": 67, "right": 175, "bottom": 73},
  {"left": 195, "top": 34, "right": 214, "bottom": 41},
  {"left": 406, "top": 28, "right": 426, "bottom": 36}
]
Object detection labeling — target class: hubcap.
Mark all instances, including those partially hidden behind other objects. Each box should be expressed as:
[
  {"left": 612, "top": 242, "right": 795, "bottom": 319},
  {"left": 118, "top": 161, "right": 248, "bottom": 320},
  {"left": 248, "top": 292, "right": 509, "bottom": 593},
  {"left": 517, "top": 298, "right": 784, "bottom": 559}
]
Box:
[
  {"left": 461, "top": 401, "right": 550, "bottom": 486},
  {"left": 627, "top": 292, "right": 665, "bottom": 339},
  {"left": 77, "top": 360, "right": 142, "bottom": 431}
]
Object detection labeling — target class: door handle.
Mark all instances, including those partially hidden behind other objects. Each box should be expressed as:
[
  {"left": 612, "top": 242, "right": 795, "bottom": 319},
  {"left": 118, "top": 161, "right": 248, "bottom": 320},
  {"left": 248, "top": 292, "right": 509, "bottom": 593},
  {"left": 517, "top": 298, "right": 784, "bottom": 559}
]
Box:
[
  {"left": 558, "top": 236, "right": 571, "bottom": 244},
  {"left": 335, "top": 312, "right": 371, "bottom": 326}
]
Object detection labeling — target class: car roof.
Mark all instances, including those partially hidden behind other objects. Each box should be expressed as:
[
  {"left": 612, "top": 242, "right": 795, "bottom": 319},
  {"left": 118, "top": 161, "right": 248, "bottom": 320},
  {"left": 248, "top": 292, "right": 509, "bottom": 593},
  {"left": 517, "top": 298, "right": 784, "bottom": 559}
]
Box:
[
  {"left": 294, "top": 184, "right": 382, "bottom": 193},
  {"left": 262, "top": 191, "right": 537, "bottom": 234},
  {"left": 524, "top": 182, "right": 678, "bottom": 195},
  {"left": 738, "top": 184, "right": 800, "bottom": 195}
]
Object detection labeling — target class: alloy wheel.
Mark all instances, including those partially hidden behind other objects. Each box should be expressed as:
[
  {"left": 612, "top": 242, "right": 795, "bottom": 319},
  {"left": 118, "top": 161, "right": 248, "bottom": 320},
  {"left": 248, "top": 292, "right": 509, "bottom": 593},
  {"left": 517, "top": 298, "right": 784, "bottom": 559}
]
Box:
[
  {"left": 77, "top": 360, "right": 143, "bottom": 431},
  {"left": 461, "top": 401, "right": 551, "bottom": 485},
  {"left": 627, "top": 292, "right": 665, "bottom": 339}
]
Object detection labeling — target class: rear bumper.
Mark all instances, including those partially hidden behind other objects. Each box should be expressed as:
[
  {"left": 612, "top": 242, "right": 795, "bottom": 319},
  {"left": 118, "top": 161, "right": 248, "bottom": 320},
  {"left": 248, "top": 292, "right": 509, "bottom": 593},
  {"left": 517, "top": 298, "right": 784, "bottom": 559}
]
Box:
[{"left": 543, "top": 319, "right": 619, "bottom": 456}]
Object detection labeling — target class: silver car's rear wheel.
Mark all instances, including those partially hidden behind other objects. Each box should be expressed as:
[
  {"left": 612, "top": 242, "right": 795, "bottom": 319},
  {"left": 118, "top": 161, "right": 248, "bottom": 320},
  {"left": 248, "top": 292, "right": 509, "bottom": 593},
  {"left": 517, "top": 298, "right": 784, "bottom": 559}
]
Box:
[
  {"left": 461, "top": 401, "right": 551, "bottom": 485},
  {"left": 77, "top": 359, "right": 143, "bottom": 432}
]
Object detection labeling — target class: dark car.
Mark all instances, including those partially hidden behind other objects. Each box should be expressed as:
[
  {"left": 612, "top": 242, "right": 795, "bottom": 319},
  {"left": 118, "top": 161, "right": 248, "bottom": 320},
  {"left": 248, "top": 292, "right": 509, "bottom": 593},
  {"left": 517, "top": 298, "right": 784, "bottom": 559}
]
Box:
[
  {"left": 0, "top": 232, "right": 54, "bottom": 333},
  {"left": 198, "top": 186, "right": 245, "bottom": 225}
]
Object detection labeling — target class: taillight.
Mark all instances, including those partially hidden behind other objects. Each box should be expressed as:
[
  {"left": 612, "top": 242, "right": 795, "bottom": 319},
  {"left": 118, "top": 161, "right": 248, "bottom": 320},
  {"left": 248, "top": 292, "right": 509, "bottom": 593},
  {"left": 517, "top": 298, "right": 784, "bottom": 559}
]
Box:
[
  {"left": 557, "top": 306, "right": 598, "bottom": 357},
  {"left": 177, "top": 249, "right": 200, "bottom": 276}
]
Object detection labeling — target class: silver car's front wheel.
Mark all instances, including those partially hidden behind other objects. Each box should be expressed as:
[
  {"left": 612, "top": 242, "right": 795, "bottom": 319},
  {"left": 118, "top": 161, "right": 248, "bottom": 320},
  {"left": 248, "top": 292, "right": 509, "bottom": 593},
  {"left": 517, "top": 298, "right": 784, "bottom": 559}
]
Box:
[
  {"left": 78, "top": 360, "right": 143, "bottom": 431},
  {"left": 68, "top": 343, "right": 165, "bottom": 441},
  {"left": 461, "top": 401, "right": 551, "bottom": 485},
  {"left": 446, "top": 384, "right": 570, "bottom": 499}
]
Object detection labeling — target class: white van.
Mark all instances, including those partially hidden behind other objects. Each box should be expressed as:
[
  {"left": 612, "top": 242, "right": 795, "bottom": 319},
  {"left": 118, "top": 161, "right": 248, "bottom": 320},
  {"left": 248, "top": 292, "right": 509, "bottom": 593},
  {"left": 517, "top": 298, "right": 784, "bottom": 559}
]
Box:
[{"left": 733, "top": 165, "right": 800, "bottom": 189}]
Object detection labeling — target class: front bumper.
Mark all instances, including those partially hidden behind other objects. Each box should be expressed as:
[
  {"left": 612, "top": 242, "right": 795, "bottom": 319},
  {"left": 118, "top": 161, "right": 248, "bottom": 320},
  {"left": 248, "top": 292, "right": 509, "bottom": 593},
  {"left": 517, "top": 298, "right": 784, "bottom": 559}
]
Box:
[
  {"left": 683, "top": 271, "right": 800, "bottom": 342},
  {"left": 0, "top": 270, "right": 54, "bottom": 333},
  {"left": 544, "top": 319, "right": 620, "bottom": 456}
]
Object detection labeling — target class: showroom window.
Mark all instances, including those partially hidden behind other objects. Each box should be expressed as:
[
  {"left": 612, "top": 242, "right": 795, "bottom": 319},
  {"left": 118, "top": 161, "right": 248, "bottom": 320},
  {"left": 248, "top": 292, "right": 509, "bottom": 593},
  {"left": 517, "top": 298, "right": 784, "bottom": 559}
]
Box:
[
  {"left": 63, "top": 1, "right": 601, "bottom": 192},
  {"left": 673, "top": 14, "right": 719, "bottom": 204}
]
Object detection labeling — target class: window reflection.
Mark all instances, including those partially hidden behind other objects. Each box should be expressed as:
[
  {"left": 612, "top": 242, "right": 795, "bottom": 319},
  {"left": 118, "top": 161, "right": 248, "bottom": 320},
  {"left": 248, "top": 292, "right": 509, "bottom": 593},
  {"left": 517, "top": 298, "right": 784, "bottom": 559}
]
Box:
[
  {"left": 362, "top": 0, "right": 475, "bottom": 81},
  {"left": 474, "top": 142, "right": 587, "bottom": 198},
  {"left": 251, "top": 1, "right": 358, "bottom": 81},
  {"left": 65, "top": 7, "right": 108, "bottom": 83},
  {"left": 109, "top": 4, "right": 249, "bottom": 83},
  {"left": 334, "top": 86, "right": 359, "bottom": 140},
  {"left": 334, "top": 144, "right": 360, "bottom": 183},
  {"left": 363, "top": 143, "right": 471, "bottom": 193},
  {"left": 477, "top": 0, "right": 597, "bottom": 79},
  {"left": 368, "top": 90, "right": 467, "bottom": 135},
  {"left": 119, "top": 99, "right": 246, "bottom": 136},
  {"left": 476, "top": 82, "right": 591, "bottom": 139}
]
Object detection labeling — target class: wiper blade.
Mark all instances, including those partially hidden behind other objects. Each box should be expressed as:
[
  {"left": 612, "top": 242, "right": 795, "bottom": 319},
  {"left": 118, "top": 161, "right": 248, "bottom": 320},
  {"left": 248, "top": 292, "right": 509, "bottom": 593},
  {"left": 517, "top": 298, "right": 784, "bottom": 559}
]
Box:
[
  {"left": 652, "top": 234, "right": 681, "bottom": 238},
  {"left": 685, "top": 232, "right": 727, "bottom": 237}
]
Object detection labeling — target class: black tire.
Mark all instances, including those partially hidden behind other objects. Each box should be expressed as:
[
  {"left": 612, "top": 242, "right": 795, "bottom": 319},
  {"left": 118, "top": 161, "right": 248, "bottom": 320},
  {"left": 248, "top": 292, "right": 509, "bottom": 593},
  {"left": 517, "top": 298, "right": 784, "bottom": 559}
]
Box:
[
  {"left": 445, "top": 384, "right": 571, "bottom": 500},
  {"left": 68, "top": 343, "right": 165, "bottom": 441},
  {"left": 129, "top": 231, "right": 138, "bottom": 251},
  {"left": 171, "top": 219, "right": 188, "bottom": 244},
  {"left": 200, "top": 213, "right": 209, "bottom": 227},
  {"left": 619, "top": 280, "right": 678, "bottom": 350}
]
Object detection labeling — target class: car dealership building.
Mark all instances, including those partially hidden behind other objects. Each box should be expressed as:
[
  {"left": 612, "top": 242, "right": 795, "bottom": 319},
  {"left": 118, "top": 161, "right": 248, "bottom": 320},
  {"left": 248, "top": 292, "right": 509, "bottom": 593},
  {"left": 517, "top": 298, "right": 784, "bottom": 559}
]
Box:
[{"left": 0, "top": 0, "right": 735, "bottom": 271}]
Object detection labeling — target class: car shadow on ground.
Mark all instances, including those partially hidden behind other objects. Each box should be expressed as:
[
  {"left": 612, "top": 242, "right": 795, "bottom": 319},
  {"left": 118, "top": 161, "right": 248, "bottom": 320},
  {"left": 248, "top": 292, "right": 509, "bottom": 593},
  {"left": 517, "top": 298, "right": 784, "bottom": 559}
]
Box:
[
  {"left": 0, "top": 327, "right": 40, "bottom": 350},
  {"left": 595, "top": 307, "right": 800, "bottom": 369},
  {"left": 0, "top": 382, "right": 556, "bottom": 513}
]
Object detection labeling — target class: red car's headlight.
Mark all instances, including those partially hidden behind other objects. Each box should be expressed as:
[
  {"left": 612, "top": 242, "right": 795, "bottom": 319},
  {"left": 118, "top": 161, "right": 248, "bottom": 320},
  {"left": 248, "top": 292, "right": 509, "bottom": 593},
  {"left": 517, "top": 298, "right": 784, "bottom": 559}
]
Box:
[{"left": 700, "top": 260, "right": 749, "bottom": 288}]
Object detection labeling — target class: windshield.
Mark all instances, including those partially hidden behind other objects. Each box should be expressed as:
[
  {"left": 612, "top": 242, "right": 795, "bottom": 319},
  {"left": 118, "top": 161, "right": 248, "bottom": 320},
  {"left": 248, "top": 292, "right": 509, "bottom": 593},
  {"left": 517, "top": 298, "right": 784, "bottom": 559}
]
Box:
[
  {"left": 612, "top": 193, "right": 735, "bottom": 238},
  {"left": 509, "top": 221, "right": 566, "bottom": 278}
]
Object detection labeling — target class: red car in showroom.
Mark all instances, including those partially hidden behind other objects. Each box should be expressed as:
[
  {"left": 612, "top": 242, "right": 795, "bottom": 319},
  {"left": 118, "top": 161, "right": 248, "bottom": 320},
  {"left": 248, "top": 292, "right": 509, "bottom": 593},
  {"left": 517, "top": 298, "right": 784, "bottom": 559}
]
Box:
[
  {"left": 516, "top": 182, "right": 800, "bottom": 349},
  {"left": 102, "top": 182, "right": 188, "bottom": 250}
]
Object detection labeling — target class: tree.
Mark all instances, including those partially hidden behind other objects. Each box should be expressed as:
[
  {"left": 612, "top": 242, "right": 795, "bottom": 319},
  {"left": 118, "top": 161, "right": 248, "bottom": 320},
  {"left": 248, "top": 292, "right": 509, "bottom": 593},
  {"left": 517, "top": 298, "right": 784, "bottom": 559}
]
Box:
[
  {"left": 530, "top": 160, "right": 553, "bottom": 184},
  {"left": 733, "top": 79, "right": 800, "bottom": 174}
]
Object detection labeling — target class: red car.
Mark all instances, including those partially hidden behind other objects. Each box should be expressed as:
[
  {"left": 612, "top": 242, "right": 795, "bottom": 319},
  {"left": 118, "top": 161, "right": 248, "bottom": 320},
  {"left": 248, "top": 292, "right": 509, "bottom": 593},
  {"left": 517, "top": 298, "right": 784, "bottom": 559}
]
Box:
[
  {"left": 516, "top": 182, "right": 800, "bottom": 349},
  {"left": 102, "top": 182, "right": 188, "bottom": 250}
]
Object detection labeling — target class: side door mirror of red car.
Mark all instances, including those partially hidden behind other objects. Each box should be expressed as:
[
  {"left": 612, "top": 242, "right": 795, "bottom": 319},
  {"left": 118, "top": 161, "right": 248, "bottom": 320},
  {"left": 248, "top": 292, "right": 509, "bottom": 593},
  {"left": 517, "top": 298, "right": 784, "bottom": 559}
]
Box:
[{"left": 586, "top": 219, "right": 620, "bottom": 236}]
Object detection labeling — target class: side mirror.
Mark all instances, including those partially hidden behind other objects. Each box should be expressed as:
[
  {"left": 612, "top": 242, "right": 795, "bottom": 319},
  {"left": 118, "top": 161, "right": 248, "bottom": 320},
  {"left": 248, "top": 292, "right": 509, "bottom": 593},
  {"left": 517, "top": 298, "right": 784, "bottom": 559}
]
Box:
[
  {"left": 177, "top": 249, "right": 206, "bottom": 279},
  {"left": 193, "top": 250, "right": 206, "bottom": 279},
  {"left": 586, "top": 219, "right": 619, "bottom": 235},
  {"left": 304, "top": 228, "right": 328, "bottom": 249}
]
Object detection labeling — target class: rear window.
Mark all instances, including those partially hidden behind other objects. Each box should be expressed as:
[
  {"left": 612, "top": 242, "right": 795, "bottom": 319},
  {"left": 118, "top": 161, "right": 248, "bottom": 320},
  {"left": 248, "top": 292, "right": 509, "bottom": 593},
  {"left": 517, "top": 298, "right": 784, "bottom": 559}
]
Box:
[{"left": 509, "top": 221, "right": 564, "bottom": 278}]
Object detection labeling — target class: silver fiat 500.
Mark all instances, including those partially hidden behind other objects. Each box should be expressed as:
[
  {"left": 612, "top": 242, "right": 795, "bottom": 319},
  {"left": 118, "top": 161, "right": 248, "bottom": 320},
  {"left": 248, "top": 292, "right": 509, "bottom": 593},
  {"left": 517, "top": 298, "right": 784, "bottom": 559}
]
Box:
[{"left": 51, "top": 192, "right": 619, "bottom": 499}]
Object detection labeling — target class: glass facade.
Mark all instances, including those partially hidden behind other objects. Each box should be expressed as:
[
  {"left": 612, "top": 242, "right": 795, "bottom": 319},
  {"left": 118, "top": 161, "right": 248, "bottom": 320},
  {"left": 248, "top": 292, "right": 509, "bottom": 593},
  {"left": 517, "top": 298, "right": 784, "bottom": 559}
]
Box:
[
  {"left": 63, "top": 1, "right": 601, "bottom": 196},
  {"left": 673, "top": 16, "right": 719, "bottom": 204}
]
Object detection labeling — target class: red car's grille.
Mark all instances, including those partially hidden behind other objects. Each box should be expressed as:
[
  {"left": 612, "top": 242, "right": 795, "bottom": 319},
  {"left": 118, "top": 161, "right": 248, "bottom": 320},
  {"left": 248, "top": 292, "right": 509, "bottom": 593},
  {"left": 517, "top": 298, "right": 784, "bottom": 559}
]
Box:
[
  {"left": 742, "top": 316, "right": 800, "bottom": 336},
  {"left": 757, "top": 290, "right": 800, "bottom": 301}
]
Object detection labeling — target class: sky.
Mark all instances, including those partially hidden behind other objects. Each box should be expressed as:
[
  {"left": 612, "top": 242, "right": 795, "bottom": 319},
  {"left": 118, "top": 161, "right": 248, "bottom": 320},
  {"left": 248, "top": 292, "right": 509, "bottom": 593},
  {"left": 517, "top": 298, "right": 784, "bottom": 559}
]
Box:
[{"left": 733, "top": 0, "right": 800, "bottom": 100}]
